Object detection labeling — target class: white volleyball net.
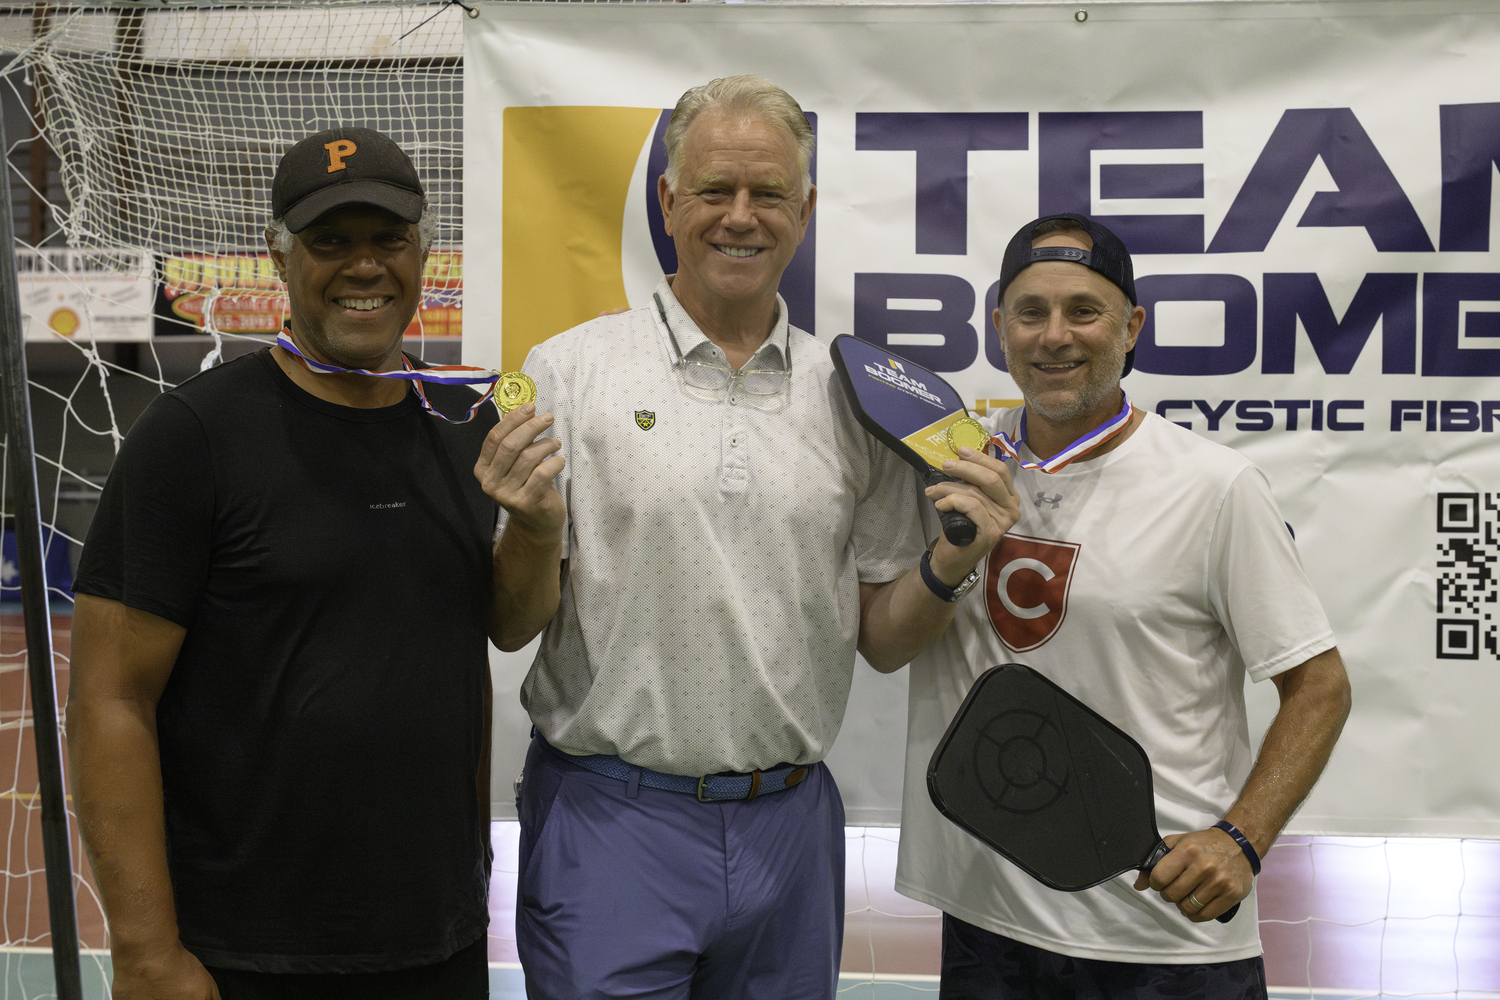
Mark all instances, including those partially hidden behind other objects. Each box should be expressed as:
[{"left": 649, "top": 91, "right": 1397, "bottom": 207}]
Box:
[
  {"left": 0, "top": 3, "right": 463, "bottom": 996},
  {"left": 0, "top": 2, "right": 1492, "bottom": 999}
]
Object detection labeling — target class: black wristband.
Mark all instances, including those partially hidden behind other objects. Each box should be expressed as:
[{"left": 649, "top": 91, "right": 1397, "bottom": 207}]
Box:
[
  {"left": 919, "top": 549, "right": 958, "bottom": 602},
  {"left": 1213, "top": 820, "right": 1262, "bottom": 876}
]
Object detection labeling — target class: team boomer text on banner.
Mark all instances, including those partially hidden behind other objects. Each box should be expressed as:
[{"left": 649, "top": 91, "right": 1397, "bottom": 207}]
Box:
[{"left": 464, "top": 2, "right": 1500, "bottom": 835}]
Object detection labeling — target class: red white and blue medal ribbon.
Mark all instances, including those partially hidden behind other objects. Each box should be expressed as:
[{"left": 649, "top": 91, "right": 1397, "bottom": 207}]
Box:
[
  {"left": 276, "top": 331, "right": 498, "bottom": 424},
  {"left": 989, "top": 391, "right": 1135, "bottom": 474}
]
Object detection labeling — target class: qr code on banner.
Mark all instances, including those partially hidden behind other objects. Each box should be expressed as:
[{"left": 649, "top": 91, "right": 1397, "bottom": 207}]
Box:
[{"left": 1436, "top": 493, "right": 1500, "bottom": 659}]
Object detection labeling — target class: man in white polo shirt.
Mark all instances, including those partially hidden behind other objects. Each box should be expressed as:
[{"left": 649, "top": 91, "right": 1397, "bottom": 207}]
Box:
[
  {"left": 472, "top": 75, "right": 1020, "bottom": 999},
  {"left": 891, "top": 212, "right": 1352, "bottom": 999}
]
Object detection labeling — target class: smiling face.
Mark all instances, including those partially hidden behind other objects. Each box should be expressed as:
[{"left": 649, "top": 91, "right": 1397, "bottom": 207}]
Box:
[
  {"left": 658, "top": 110, "right": 814, "bottom": 325},
  {"left": 994, "top": 231, "right": 1145, "bottom": 428},
  {"left": 267, "top": 203, "right": 425, "bottom": 371}
]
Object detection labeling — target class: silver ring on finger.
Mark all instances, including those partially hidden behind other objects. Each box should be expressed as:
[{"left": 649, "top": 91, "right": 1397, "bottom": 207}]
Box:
[{"left": 1188, "top": 893, "right": 1206, "bottom": 910}]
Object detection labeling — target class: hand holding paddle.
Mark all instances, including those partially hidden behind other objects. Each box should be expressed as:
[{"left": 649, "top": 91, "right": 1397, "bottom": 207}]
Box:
[
  {"left": 1133, "top": 828, "right": 1253, "bottom": 923},
  {"left": 928, "top": 664, "right": 1244, "bottom": 924},
  {"left": 923, "top": 446, "right": 1022, "bottom": 580},
  {"left": 923, "top": 467, "right": 979, "bottom": 546},
  {"left": 830, "top": 336, "right": 1006, "bottom": 548}
]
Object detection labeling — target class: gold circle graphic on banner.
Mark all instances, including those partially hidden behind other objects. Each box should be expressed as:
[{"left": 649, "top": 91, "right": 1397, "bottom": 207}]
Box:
[
  {"left": 493, "top": 372, "right": 537, "bottom": 414},
  {"left": 946, "top": 417, "right": 990, "bottom": 456}
]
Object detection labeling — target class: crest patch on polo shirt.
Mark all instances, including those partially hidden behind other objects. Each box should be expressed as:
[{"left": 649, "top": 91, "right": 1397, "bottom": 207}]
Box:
[{"left": 635, "top": 410, "right": 655, "bottom": 430}]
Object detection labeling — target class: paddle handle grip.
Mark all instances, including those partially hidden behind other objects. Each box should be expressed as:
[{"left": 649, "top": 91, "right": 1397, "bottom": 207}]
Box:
[
  {"left": 1141, "top": 840, "right": 1240, "bottom": 924},
  {"left": 923, "top": 467, "right": 977, "bottom": 547}
]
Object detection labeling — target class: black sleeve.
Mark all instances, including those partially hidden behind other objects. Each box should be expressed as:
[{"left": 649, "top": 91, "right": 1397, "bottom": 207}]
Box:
[{"left": 73, "top": 393, "right": 214, "bottom": 628}]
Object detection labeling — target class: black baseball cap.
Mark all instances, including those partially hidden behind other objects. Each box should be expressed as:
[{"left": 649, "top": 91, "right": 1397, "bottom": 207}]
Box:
[
  {"left": 996, "top": 212, "right": 1138, "bottom": 376},
  {"left": 271, "top": 127, "right": 425, "bottom": 233}
]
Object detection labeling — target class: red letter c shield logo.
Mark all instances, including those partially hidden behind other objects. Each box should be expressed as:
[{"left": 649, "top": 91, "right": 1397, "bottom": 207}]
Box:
[{"left": 985, "top": 534, "right": 1080, "bottom": 652}]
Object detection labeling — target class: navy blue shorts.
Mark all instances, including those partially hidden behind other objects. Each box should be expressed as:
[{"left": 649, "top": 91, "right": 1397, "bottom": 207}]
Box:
[
  {"left": 940, "top": 913, "right": 1268, "bottom": 1000},
  {"left": 515, "top": 736, "right": 845, "bottom": 1000}
]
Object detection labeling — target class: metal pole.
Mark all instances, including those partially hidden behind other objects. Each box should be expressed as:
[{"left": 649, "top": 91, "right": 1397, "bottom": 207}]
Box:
[
  {"left": 28, "top": 2, "right": 53, "bottom": 247},
  {"left": 0, "top": 101, "right": 84, "bottom": 1000}
]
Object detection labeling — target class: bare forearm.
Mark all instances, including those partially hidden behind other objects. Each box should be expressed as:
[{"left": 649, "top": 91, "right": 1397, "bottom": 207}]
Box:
[
  {"left": 1137, "top": 648, "right": 1351, "bottom": 922},
  {"left": 857, "top": 553, "right": 968, "bottom": 672},
  {"left": 488, "top": 522, "right": 564, "bottom": 651},
  {"left": 859, "top": 449, "right": 1021, "bottom": 671},
  {"left": 475, "top": 403, "right": 568, "bottom": 651},
  {"left": 1224, "top": 647, "right": 1352, "bottom": 857},
  {"left": 66, "top": 597, "right": 216, "bottom": 998},
  {"left": 68, "top": 696, "right": 180, "bottom": 959}
]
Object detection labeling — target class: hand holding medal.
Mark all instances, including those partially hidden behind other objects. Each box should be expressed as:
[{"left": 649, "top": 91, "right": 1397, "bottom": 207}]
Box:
[
  {"left": 473, "top": 369, "right": 567, "bottom": 545},
  {"left": 945, "top": 417, "right": 991, "bottom": 457},
  {"left": 493, "top": 372, "right": 537, "bottom": 415},
  {"left": 829, "top": 336, "right": 1018, "bottom": 549}
]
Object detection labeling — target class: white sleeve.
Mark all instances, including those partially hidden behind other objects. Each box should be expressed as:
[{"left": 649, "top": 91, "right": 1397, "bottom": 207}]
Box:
[
  {"left": 851, "top": 435, "right": 926, "bottom": 584},
  {"left": 1206, "top": 466, "right": 1337, "bottom": 682}
]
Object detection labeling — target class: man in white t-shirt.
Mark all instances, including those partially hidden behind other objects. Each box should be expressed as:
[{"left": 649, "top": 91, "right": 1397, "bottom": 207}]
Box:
[
  {"left": 471, "top": 75, "right": 1020, "bottom": 1000},
  {"left": 891, "top": 212, "right": 1352, "bottom": 999}
]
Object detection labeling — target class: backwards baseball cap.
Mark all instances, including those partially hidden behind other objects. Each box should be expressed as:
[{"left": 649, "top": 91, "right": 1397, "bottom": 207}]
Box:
[
  {"left": 271, "top": 127, "right": 425, "bottom": 233},
  {"left": 996, "top": 212, "right": 1138, "bottom": 376}
]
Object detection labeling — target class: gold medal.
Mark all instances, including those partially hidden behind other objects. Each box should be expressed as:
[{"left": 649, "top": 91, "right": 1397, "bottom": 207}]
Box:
[
  {"left": 493, "top": 372, "right": 537, "bottom": 414},
  {"left": 946, "top": 416, "right": 990, "bottom": 456}
]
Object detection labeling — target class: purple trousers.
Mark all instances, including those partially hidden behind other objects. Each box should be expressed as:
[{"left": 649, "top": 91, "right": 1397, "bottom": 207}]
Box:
[{"left": 515, "top": 737, "right": 845, "bottom": 1000}]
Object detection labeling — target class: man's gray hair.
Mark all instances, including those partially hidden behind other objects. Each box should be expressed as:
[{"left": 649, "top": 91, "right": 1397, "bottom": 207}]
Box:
[
  {"left": 265, "top": 202, "right": 439, "bottom": 257},
  {"left": 663, "top": 75, "right": 814, "bottom": 196}
]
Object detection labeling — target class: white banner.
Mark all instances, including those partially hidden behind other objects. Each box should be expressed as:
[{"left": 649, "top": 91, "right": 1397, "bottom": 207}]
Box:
[
  {"left": 467, "top": 0, "right": 1500, "bottom": 835},
  {"left": 18, "top": 249, "right": 154, "bottom": 342}
]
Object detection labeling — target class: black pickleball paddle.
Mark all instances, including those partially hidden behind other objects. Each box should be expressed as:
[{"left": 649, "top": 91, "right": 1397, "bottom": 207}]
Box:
[
  {"left": 829, "top": 335, "right": 979, "bottom": 547},
  {"left": 927, "top": 663, "right": 1241, "bottom": 923}
]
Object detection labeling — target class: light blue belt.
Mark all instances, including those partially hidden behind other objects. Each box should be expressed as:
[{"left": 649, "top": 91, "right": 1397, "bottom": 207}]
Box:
[{"left": 538, "top": 734, "right": 809, "bottom": 802}]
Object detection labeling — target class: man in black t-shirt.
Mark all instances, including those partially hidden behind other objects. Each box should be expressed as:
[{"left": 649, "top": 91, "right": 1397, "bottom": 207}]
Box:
[{"left": 69, "top": 129, "right": 501, "bottom": 1000}]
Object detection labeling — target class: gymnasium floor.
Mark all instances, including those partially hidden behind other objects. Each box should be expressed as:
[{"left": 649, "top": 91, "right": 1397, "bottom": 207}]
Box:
[{"left": 2, "top": 613, "right": 1498, "bottom": 998}]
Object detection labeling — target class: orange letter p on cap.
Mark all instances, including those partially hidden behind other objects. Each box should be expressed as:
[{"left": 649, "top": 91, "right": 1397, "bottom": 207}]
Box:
[{"left": 324, "top": 139, "right": 357, "bottom": 173}]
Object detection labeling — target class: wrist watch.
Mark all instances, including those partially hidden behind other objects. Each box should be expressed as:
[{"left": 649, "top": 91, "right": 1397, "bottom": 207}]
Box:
[{"left": 920, "top": 548, "right": 982, "bottom": 603}]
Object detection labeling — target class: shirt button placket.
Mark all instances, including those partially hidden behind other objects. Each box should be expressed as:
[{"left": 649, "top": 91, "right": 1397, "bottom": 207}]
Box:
[{"left": 720, "top": 393, "right": 748, "bottom": 494}]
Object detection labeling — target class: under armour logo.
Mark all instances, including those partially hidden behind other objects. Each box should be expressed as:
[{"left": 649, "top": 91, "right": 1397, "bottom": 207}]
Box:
[{"left": 1034, "top": 492, "right": 1063, "bottom": 509}]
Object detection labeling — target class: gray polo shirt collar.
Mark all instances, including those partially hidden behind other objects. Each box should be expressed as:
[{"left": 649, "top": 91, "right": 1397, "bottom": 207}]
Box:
[{"left": 652, "top": 276, "right": 790, "bottom": 372}]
